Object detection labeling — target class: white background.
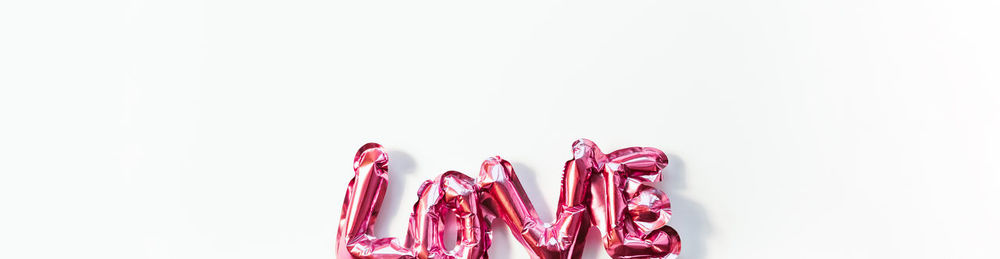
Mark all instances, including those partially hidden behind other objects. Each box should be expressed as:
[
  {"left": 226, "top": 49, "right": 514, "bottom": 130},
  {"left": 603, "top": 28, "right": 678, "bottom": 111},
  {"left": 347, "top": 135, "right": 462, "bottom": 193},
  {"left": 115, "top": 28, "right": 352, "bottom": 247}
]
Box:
[{"left": 1, "top": 1, "right": 998, "bottom": 259}]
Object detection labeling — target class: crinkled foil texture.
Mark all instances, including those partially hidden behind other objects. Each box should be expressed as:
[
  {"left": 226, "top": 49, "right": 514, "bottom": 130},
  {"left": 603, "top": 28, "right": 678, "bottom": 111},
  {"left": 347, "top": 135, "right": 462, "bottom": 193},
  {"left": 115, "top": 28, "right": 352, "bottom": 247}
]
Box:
[{"left": 336, "top": 139, "right": 681, "bottom": 259}]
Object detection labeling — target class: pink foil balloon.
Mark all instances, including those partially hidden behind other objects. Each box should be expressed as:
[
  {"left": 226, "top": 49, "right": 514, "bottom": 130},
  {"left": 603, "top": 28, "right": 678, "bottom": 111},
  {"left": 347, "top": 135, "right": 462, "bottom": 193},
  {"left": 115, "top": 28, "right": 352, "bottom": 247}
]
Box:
[
  {"left": 336, "top": 139, "right": 681, "bottom": 259},
  {"left": 336, "top": 143, "right": 489, "bottom": 259}
]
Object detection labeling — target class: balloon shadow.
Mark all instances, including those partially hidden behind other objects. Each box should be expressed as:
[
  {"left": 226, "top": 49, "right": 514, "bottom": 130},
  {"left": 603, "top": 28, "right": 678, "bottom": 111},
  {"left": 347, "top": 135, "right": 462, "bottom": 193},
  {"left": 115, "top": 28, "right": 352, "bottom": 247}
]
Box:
[
  {"left": 658, "top": 154, "right": 710, "bottom": 259},
  {"left": 508, "top": 162, "right": 556, "bottom": 222},
  {"left": 372, "top": 150, "right": 417, "bottom": 239}
]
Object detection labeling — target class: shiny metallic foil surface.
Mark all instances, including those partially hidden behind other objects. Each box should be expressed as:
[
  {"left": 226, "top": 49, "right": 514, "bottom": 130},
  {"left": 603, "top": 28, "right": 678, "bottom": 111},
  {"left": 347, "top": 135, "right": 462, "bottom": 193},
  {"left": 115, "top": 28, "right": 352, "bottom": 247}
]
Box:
[{"left": 336, "top": 139, "right": 681, "bottom": 259}]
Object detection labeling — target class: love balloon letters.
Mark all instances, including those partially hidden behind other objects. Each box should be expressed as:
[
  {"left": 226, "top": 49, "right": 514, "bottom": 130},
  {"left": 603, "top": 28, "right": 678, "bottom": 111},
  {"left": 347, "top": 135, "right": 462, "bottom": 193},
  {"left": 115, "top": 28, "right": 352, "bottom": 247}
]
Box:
[{"left": 336, "top": 139, "right": 681, "bottom": 259}]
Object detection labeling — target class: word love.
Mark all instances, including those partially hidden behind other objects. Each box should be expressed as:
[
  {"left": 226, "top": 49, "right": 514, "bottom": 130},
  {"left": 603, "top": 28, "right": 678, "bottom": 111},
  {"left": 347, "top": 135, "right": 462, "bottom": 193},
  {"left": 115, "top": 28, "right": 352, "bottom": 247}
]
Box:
[{"left": 336, "top": 139, "right": 681, "bottom": 259}]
